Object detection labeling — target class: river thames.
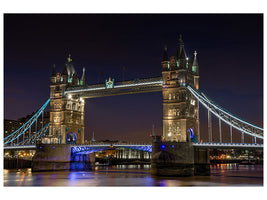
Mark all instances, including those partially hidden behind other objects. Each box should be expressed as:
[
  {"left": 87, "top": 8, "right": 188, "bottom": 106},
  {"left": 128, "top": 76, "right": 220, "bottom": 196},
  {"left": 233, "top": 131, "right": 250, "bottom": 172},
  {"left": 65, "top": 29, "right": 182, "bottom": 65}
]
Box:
[{"left": 4, "top": 164, "right": 263, "bottom": 186}]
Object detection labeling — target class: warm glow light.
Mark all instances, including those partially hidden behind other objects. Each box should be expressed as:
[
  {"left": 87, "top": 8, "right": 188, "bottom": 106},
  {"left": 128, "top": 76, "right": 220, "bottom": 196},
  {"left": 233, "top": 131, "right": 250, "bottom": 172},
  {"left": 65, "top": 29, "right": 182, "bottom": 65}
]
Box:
[{"left": 168, "top": 133, "right": 171, "bottom": 137}]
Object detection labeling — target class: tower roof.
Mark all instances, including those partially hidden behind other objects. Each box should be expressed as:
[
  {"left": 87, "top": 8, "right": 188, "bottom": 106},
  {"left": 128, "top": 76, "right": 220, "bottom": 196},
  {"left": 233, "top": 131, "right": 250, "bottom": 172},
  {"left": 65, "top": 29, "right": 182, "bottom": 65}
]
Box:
[
  {"left": 81, "top": 67, "right": 87, "bottom": 85},
  {"left": 162, "top": 45, "right": 168, "bottom": 61},
  {"left": 174, "top": 34, "right": 187, "bottom": 59},
  {"left": 65, "top": 54, "right": 76, "bottom": 77},
  {"left": 193, "top": 50, "right": 198, "bottom": 67},
  {"left": 179, "top": 47, "right": 187, "bottom": 60}
]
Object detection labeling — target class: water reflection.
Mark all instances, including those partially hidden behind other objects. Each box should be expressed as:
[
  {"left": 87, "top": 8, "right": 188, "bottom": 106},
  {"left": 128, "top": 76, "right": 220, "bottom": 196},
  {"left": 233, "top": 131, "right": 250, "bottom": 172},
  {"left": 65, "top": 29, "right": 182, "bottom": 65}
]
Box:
[{"left": 4, "top": 164, "right": 263, "bottom": 186}]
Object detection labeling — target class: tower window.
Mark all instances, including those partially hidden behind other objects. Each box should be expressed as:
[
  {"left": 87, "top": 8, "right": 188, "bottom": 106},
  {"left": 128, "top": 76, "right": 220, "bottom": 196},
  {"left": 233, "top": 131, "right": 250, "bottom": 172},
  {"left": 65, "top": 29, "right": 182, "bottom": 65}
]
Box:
[{"left": 72, "top": 103, "right": 76, "bottom": 110}]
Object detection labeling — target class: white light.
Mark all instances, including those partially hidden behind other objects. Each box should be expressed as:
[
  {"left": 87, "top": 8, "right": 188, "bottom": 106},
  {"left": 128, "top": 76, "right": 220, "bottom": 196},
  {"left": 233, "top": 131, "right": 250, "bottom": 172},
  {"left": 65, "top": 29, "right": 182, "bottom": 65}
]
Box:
[
  {"left": 68, "top": 94, "right": 72, "bottom": 99},
  {"left": 65, "top": 80, "right": 163, "bottom": 94},
  {"left": 186, "top": 57, "right": 189, "bottom": 60},
  {"left": 80, "top": 97, "right": 84, "bottom": 102},
  {"left": 168, "top": 133, "right": 171, "bottom": 137}
]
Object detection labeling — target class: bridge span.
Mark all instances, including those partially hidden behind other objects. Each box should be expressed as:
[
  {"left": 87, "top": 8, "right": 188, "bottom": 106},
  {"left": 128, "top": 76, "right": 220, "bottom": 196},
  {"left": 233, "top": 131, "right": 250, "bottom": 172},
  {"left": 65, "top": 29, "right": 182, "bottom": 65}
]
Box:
[{"left": 4, "top": 142, "right": 263, "bottom": 152}]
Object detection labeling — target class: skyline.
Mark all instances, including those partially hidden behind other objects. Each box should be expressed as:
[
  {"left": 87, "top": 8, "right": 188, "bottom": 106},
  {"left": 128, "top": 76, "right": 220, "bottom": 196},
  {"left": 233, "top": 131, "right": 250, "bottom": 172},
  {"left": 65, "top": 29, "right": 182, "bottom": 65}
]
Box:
[{"left": 4, "top": 14, "right": 263, "bottom": 142}]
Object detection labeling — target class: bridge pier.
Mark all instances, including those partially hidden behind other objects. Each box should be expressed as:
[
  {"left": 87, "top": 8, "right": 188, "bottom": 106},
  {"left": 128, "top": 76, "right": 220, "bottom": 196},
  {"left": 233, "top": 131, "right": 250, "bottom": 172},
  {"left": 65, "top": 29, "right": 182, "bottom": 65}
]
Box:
[
  {"left": 32, "top": 144, "right": 72, "bottom": 171},
  {"left": 151, "top": 140, "right": 210, "bottom": 176}
]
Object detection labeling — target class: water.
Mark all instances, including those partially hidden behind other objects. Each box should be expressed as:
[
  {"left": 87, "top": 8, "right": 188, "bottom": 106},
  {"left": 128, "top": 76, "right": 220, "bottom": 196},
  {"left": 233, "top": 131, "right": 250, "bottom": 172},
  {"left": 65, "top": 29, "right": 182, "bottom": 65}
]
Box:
[{"left": 4, "top": 164, "right": 263, "bottom": 186}]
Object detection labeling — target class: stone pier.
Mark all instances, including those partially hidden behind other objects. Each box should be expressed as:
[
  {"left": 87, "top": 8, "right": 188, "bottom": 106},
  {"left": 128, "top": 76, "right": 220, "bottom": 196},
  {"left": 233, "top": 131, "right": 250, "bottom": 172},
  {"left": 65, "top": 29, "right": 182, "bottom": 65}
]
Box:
[
  {"left": 32, "top": 144, "right": 95, "bottom": 171},
  {"left": 151, "top": 141, "right": 210, "bottom": 176}
]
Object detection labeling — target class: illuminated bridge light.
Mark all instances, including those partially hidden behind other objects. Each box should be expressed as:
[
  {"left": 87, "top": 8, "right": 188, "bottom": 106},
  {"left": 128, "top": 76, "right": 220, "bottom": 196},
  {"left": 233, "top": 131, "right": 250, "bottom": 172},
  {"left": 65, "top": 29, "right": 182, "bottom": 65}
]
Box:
[{"left": 65, "top": 78, "right": 163, "bottom": 94}]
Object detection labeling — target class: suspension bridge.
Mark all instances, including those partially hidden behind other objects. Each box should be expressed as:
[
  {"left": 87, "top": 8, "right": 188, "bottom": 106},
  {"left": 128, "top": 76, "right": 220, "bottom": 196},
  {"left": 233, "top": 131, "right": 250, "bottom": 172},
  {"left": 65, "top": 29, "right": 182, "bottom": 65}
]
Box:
[
  {"left": 4, "top": 36, "right": 263, "bottom": 175},
  {"left": 4, "top": 79, "right": 263, "bottom": 150}
]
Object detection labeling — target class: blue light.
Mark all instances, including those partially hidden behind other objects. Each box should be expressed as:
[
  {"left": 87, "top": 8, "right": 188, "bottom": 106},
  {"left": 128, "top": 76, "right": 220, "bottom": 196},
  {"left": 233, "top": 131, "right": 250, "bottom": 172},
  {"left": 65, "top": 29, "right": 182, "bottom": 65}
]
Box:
[
  {"left": 53, "top": 146, "right": 55, "bottom": 149},
  {"left": 172, "top": 145, "right": 174, "bottom": 148},
  {"left": 161, "top": 144, "right": 166, "bottom": 149},
  {"left": 40, "top": 146, "right": 42, "bottom": 149}
]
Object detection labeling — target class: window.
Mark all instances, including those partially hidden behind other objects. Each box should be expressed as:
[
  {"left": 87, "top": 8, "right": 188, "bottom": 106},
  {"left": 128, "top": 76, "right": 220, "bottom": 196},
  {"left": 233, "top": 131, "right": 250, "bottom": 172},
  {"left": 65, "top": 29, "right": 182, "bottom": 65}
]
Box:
[
  {"left": 169, "top": 93, "right": 171, "bottom": 100},
  {"left": 72, "top": 103, "right": 76, "bottom": 110}
]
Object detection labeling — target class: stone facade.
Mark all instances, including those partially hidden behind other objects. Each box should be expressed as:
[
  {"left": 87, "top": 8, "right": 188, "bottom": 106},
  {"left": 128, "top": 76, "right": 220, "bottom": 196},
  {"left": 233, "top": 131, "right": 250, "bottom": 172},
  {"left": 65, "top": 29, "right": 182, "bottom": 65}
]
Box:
[
  {"left": 46, "top": 55, "right": 86, "bottom": 144},
  {"left": 162, "top": 36, "right": 200, "bottom": 142}
]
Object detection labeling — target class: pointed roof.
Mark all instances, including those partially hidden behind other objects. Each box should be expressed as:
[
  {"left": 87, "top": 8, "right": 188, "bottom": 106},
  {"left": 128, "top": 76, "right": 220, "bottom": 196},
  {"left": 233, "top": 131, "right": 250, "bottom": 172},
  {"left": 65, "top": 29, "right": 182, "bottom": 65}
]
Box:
[
  {"left": 193, "top": 50, "right": 198, "bottom": 67},
  {"left": 162, "top": 45, "right": 168, "bottom": 61},
  {"left": 62, "top": 65, "right": 68, "bottom": 75},
  {"left": 81, "top": 67, "right": 87, "bottom": 85},
  {"left": 174, "top": 34, "right": 187, "bottom": 59},
  {"left": 65, "top": 54, "right": 76, "bottom": 77},
  {"left": 179, "top": 47, "right": 187, "bottom": 60},
  {"left": 51, "top": 64, "right": 56, "bottom": 77}
]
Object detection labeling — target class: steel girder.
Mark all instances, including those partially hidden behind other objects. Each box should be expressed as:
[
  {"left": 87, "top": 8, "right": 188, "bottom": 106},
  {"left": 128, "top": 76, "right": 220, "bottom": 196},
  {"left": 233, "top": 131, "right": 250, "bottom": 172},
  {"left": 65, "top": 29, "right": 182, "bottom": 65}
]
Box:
[{"left": 4, "top": 99, "right": 50, "bottom": 144}]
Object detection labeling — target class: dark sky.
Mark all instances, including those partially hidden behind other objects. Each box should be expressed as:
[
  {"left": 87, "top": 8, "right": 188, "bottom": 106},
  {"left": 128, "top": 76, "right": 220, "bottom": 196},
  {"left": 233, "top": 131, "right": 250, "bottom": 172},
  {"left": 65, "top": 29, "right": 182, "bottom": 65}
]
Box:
[{"left": 4, "top": 14, "right": 263, "bottom": 143}]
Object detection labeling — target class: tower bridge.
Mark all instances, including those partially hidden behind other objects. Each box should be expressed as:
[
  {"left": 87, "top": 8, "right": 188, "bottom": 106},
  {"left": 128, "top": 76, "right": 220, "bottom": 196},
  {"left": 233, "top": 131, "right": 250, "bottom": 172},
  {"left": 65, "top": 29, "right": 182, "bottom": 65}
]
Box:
[{"left": 4, "top": 35, "right": 263, "bottom": 176}]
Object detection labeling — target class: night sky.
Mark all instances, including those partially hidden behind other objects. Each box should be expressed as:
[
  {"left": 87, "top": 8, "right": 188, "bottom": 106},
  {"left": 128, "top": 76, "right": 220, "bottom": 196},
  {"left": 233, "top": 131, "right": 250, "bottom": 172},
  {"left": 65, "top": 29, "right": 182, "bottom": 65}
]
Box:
[{"left": 4, "top": 14, "right": 263, "bottom": 143}]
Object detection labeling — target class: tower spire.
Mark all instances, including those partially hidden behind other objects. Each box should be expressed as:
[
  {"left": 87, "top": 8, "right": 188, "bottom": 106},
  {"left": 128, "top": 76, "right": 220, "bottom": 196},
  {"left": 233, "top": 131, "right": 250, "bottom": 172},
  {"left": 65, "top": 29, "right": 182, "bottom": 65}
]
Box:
[
  {"left": 179, "top": 34, "right": 183, "bottom": 44},
  {"left": 192, "top": 50, "right": 199, "bottom": 74},
  {"left": 67, "top": 54, "right": 72, "bottom": 62},
  {"left": 162, "top": 45, "right": 168, "bottom": 61},
  {"left": 52, "top": 64, "right": 56, "bottom": 77},
  {"left": 92, "top": 132, "right": 95, "bottom": 143},
  {"left": 193, "top": 50, "right": 198, "bottom": 67},
  {"left": 81, "top": 67, "right": 87, "bottom": 86}
]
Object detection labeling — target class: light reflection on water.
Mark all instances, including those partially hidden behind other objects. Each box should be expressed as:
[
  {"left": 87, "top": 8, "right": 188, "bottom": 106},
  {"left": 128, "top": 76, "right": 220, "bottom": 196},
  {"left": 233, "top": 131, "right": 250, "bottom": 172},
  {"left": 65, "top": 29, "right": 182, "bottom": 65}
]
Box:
[{"left": 4, "top": 164, "right": 263, "bottom": 186}]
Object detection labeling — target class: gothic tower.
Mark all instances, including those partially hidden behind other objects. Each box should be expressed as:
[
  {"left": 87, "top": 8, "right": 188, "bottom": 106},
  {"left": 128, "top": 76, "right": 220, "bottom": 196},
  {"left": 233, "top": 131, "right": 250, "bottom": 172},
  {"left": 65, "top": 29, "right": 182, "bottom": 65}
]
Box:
[
  {"left": 162, "top": 35, "right": 200, "bottom": 142},
  {"left": 47, "top": 55, "right": 86, "bottom": 144}
]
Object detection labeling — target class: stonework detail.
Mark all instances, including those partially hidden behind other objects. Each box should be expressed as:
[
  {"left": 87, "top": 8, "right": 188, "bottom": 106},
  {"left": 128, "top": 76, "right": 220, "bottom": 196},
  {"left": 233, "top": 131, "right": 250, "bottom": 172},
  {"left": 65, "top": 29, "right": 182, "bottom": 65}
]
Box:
[
  {"left": 47, "top": 55, "right": 86, "bottom": 144},
  {"left": 162, "top": 36, "right": 200, "bottom": 142}
]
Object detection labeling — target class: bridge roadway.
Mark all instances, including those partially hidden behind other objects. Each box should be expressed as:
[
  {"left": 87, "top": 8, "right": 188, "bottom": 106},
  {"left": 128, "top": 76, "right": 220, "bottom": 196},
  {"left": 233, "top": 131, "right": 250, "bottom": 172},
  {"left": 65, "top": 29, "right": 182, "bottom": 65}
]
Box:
[
  {"left": 64, "top": 77, "right": 163, "bottom": 98},
  {"left": 4, "top": 142, "right": 264, "bottom": 152}
]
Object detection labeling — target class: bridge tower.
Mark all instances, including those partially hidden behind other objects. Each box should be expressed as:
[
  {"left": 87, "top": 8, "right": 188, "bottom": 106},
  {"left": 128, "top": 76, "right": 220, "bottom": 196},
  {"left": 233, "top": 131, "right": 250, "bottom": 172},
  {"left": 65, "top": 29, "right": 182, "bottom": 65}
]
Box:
[
  {"left": 162, "top": 35, "right": 200, "bottom": 142},
  {"left": 47, "top": 55, "right": 86, "bottom": 144}
]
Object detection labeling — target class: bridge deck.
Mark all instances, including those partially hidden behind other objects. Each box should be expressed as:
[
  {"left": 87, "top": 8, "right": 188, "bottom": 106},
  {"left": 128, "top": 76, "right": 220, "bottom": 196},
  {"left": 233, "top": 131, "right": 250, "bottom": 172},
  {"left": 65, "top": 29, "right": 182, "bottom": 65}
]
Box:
[{"left": 65, "top": 77, "right": 163, "bottom": 98}]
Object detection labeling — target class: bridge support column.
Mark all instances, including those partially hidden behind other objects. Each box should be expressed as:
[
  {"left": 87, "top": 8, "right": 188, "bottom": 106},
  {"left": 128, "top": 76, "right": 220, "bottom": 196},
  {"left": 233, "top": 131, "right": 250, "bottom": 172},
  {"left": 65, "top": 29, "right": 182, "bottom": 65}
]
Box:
[
  {"left": 208, "top": 111, "right": 212, "bottom": 142},
  {"left": 230, "top": 126, "right": 232, "bottom": 143},
  {"left": 151, "top": 138, "right": 210, "bottom": 176},
  {"left": 219, "top": 118, "right": 222, "bottom": 143},
  {"left": 32, "top": 144, "right": 71, "bottom": 171}
]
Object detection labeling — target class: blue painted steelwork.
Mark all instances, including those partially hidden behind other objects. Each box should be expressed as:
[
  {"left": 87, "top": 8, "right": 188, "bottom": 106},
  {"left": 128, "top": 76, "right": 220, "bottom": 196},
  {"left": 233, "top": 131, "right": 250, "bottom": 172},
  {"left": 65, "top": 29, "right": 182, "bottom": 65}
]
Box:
[
  {"left": 16, "top": 123, "right": 49, "bottom": 145},
  {"left": 71, "top": 146, "right": 110, "bottom": 154},
  {"left": 4, "top": 99, "right": 50, "bottom": 144},
  {"left": 120, "top": 145, "right": 152, "bottom": 153}
]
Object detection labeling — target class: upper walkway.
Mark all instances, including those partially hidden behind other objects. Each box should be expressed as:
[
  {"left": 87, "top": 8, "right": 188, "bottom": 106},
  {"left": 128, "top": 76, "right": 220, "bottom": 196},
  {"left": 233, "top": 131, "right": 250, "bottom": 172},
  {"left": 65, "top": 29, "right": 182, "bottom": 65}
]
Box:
[{"left": 64, "top": 77, "right": 163, "bottom": 98}]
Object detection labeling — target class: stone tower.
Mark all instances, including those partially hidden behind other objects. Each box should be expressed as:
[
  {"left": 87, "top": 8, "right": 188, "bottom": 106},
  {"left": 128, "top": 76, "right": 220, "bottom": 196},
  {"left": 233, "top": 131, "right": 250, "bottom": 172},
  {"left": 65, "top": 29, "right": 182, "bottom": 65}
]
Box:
[
  {"left": 46, "top": 55, "right": 87, "bottom": 144},
  {"left": 162, "top": 35, "right": 200, "bottom": 142}
]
